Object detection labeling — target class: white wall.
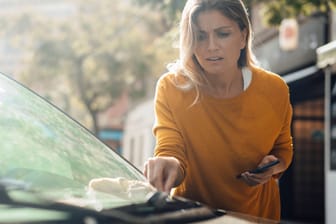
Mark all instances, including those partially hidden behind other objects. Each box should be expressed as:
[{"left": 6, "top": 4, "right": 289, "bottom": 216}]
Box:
[
  {"left": 324, "top": 65, "right": 336, "bottom": 224},
  {"left": 326, "top": 172, "right": 336, "bottom": 224},
  {"left": 122, "top": 99, "right": 155, "bottom": 171}
]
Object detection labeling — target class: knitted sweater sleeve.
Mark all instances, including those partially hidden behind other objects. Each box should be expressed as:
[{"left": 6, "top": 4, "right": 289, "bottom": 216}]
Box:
[
  {"left": 152, "top": 75, "right": 187, "bottom": 178},
  {"left": 269, "top": 79, "right": 294, "bottom": 170}
]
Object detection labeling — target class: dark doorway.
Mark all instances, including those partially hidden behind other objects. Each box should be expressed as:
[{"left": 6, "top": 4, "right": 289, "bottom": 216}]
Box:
[{"left": 280, "top": 72, "right": 325, "bottom": 224}]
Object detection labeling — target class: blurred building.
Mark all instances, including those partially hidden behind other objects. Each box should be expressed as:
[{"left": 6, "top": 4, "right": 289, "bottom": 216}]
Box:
[
  {"left": 122, "top": 99, "right": 155, "bottom": 170},
  {"left": 251, "top": 3, "right": 336, "bottom": 224},
  {"left": 98, "top": 91, "right": 129, "bottom": 154}
]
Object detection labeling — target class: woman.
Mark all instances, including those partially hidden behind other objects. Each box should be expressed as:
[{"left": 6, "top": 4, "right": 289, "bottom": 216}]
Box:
[{"left": 144, "top": 0, "right": 293, "bottom": 221}]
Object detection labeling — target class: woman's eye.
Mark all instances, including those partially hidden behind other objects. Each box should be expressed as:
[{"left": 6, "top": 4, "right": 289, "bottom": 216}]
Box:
[
  {"left": 218, "top": 32, "right": 230, "bottom": 38},
  {"left": 197, "top": 33, "right": 207, "bottom": 41}
]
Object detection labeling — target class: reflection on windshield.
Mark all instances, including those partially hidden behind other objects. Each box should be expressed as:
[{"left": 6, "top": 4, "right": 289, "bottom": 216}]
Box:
[
  {"left": 0, "top": 73, "right": 154, "bottom": 210},
  {"left": 88, "top": 177, "right": 155, "bottom": 200},
  {"left": 48, "top": 177, "right": 155, "bottom": 211}
]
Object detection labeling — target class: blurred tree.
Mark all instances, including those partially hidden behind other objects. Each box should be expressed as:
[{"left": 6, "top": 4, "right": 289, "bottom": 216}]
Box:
[
  {"left": 256, "top": 0, "right": 336, "bottom": 26},
  {"left": 1, "top": 0, "right": 162, "bottom": 134},
  {"left": 132, "top": 0, "right": 186, "bottom": 29},
  {"left": 133, "top": 0, "right": 335, "bottom": 26}
]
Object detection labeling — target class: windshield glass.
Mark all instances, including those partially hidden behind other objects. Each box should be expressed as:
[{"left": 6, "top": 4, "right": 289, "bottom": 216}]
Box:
[{"left": 0, "top": 73, "right": 155, "bottom": 211}]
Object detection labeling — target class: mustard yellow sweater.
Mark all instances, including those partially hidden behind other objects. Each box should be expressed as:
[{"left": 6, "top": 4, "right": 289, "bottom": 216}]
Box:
[{"left": 153, "top": 66, "right": 293, "bottom": 220}]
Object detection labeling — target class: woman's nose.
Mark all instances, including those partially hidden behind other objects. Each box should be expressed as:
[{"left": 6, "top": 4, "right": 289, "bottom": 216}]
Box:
[{"left": 207, "top": 35, "right": 218, "bottom": 50}]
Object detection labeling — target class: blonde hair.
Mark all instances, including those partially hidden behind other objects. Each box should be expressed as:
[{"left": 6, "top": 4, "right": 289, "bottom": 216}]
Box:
[{"left": 168, "top": 0, "right": 258, "bottom": 104}]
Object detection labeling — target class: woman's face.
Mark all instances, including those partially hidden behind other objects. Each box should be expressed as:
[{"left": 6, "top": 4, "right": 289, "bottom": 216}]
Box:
[{"left": 194, "top": 9, "right": 246, "bottom": 76}]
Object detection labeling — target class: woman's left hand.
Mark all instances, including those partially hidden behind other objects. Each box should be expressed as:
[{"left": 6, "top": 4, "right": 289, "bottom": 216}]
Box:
[{"left": 240, "top": 155, "right": 279, "bottom": 186}]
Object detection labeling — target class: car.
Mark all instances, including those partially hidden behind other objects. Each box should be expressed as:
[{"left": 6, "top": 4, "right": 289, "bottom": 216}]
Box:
[{"left": 0, "top": 71, "right": 279, "bottom": 224}]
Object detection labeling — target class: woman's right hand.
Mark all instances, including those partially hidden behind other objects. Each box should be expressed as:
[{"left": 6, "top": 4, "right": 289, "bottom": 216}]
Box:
[{"left": 143, "top": 156, "right": 183, "bottom": 193}]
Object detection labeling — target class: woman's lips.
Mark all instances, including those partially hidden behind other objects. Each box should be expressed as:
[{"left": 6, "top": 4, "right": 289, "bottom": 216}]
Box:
[{"left": 206, "top": 57, "right": 223, "bottom": 61}]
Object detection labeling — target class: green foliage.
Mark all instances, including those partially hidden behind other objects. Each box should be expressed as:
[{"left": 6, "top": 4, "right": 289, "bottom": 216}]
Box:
[
  {"left": 1, "top": 0, "right": 163, "bottom": 133},
  {"left": 132, "top": 0, "right": 186, "bottom": 28},
  {"left": 258, "top": 0, "right": 336, "bottom": 26},
  {"left": 134, "top": 0, "right": 335, "bottom": 26}
]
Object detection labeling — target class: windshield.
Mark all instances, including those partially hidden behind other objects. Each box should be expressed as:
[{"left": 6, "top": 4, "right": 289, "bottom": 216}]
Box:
[{"left": 0, "top": 72, "right": 155, "bottom": 211}]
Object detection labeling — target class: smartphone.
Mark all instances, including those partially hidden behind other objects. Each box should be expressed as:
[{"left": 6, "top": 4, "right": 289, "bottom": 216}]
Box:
[{"left": 236, "top": 160, "right": 280, "bottom": 179}]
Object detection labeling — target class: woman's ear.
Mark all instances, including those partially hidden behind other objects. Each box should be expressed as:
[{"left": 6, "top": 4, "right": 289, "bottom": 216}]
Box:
[{"left": 240, "top": 28, "right": 247, "bottom": 50}]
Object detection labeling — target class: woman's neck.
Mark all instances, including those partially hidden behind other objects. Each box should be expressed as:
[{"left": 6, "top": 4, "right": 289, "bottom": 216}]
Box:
[{"left": 203, "top": 69, "right": 244, "bottom": 99}]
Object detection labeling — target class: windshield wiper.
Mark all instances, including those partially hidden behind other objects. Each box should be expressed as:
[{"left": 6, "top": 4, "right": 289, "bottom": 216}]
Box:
[
  {"left": 0, "top": 180, "right": 132, "bottom": 223},
  {"left": 0, "top": 183, "right": 11, "bottom": 203},
  {"left": 0, "top": 178, "right": 33, "bottom": 203},
  {"left": 0, "top": 181, "right": 225, "bottom": 224},
  {"left": 104, "top": 191, "right": 226, "bottom": 224}
]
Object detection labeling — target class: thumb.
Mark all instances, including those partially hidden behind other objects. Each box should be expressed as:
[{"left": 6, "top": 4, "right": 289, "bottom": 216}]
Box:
[
  {"left": 163, "top": 172, "right": 176, "bottom": 193},
  {"left": 260, "top": 155, "right": 278, "bottom": 166}
]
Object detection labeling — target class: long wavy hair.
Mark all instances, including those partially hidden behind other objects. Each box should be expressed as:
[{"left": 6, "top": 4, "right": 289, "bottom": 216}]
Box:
[{"left": 168, "top": 0, "right": 258, "bottom": 104}]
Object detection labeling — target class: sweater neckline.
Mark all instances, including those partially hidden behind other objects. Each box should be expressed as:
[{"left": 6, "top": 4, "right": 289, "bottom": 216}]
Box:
[{"left": 202, "top": 67, "right": 255, "bottom": 103}]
